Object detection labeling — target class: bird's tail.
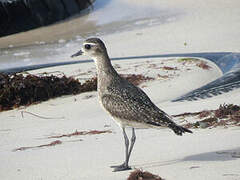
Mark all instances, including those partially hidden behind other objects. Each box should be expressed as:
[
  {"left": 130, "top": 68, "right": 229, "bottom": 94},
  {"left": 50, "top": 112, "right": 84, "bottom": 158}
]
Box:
[{"left": 169, "top": 124, "right": 192, "bottom": 136}]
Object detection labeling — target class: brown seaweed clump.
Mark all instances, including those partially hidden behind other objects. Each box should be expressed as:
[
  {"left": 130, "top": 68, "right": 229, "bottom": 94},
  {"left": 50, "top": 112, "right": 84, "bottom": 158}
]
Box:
[
  {"left": 174, "top": 104, "right": 240, "bottom": 129},
  {"left": 0, "top": 73, "right": 83, "bottom": 111},
  {"left": 0, "top": 73, "right": 154, "bottom": 112},
  {"left": 127, "top": 169, "right": 164, "bottom": 180},
  {"left": 121, "top": 74, "right": 154, "bottom": 86}
]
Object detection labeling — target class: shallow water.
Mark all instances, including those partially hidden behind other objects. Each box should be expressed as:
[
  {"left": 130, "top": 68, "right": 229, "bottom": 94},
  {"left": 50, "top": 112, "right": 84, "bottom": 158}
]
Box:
[{"left": 0, "top": 0, "right": 181, "bottom": 70}]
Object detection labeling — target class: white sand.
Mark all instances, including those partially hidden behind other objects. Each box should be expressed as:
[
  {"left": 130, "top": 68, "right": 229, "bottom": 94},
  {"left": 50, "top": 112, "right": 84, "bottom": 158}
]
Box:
[
  {"left": 0, "top": 56, "right": 239, "bottom": 180},
  {"left": 1, "top": 0, "right": 240, "bottom": 179}
]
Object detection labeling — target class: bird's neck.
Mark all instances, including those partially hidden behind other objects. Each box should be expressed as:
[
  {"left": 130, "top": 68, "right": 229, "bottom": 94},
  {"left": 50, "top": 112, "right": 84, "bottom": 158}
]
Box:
[
  {"left": 94, "top": 54, "right": 118, "bottom": 78},
  {"left": 93, "top": 54, "right": 120, "bottom": 93}
]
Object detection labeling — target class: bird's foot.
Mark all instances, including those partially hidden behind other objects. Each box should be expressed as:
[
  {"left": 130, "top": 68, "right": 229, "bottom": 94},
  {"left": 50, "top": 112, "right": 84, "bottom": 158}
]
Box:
[{"left": 110, "top": 163, "right": 131, "bottom": 172}]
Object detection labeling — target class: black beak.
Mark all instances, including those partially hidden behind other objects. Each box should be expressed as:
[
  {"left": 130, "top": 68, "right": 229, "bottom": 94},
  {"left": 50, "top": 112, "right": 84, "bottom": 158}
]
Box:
[{"left": 71, "top": 50, "right": 83, "bottom": 58}]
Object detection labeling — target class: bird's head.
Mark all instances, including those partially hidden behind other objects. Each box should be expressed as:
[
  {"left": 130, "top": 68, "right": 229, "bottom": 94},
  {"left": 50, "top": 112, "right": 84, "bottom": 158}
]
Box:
[{"left": 71, "top": 38, "right": 108, "bottom": 62}]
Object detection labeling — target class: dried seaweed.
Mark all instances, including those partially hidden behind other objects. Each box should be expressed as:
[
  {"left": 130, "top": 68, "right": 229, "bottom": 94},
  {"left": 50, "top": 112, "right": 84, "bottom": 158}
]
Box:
[
  {"left": 127, "top": 169, "right": 164, "bottom": 180},
  {"left": 13, "top": 140, "right": 62, "bottom": 152},
  {"left": 47, "top": 130, "right": 112, "bottom": 139},
  {"left": 161, "top": 66, "right": 178, "bottom": 71},
  {"left": 197, "top": 61, "right": 211, "bottom": 70},
  {"left": 178, "top": 58, "right": 211, "bottom": 70},
  {"left": 215, "top": 104, "right": 240, "bottom": 119},
  {"left": 175, "top": 104, "right": 240, "bottom": 129},
  {"left": 0, "top": 73, "right": 82, "bottom": 111},
  {"left": 120, "top": 74, "right": 154, "bottom": 86},
  {"left": 0, "top": 73, "right": 154, "bottom": 112}
]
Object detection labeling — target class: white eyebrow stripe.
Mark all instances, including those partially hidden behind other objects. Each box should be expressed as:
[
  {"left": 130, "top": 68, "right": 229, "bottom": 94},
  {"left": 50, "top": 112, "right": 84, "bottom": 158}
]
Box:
[{"left": 83, "top": 42, "right": 97, "bottom": 46}]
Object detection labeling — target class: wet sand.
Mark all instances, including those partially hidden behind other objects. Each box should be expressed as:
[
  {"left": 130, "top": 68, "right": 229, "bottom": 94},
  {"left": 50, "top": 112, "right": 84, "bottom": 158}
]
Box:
[
  {"left": 0, "top": 0, "right": 173, "bottom": 49},
  {"left": 0, "top": 0, "right": 179, "bottom": 70}
]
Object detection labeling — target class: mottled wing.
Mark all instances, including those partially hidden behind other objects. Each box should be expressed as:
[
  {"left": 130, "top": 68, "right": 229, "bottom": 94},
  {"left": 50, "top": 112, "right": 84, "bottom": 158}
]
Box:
[{"left": 101, "top": 82, "right": 175, "bottom": 127}]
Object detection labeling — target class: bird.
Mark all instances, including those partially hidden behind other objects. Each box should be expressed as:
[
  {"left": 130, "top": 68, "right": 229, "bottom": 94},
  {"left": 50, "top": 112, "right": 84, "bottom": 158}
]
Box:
[{"left": 71, "top": 38, "right": 192, "bottom": 172}]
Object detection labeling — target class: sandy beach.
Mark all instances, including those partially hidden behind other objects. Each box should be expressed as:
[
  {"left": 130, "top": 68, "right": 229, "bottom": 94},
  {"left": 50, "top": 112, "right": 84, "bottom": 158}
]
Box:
[{"left": 0, "top": 0, "right": 240, "bottom": 179}]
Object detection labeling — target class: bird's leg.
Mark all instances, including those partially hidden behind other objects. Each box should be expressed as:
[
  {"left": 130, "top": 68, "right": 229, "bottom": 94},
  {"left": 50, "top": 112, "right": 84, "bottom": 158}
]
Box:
[
  {"left": 110, "top": 127, "right": 131, "bottom": 172},
  {"left": 123, "top": 127, "right": 130, "bottom": 167},
  {"left": 126, "top": 128, "right": 136, "bottom": 165}
]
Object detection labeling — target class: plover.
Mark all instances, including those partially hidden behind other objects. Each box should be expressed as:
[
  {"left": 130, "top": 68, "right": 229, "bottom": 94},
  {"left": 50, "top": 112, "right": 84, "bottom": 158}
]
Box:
[{"left": 71, "top": 38, "right": 192, "bottom": 172}]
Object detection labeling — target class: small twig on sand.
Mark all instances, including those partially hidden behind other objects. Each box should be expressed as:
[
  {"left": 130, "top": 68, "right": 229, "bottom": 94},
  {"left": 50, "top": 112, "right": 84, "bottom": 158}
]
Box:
[
  {"left": 48, "top": 130, "right": 112, "bottom": 139},
  {"left": 21, "top": 111, "right": 65, "bottom": 120}
]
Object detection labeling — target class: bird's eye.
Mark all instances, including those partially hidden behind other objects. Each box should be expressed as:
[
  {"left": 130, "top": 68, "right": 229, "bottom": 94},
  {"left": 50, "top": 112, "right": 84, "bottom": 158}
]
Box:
[{"left": 84, "top": 44, "right": 91, "bottom": 50}]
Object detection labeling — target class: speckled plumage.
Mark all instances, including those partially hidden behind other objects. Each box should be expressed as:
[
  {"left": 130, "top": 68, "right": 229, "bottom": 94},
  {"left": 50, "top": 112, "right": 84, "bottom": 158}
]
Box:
[
  {"left": 101, "top": 77, "right": 170, "bottom": 126},
  {"left": 71, "top": 38, "right": 192, "bottom": 171},
  {"left": 83, "top": 38, "right": 191, "bottom": 135}
]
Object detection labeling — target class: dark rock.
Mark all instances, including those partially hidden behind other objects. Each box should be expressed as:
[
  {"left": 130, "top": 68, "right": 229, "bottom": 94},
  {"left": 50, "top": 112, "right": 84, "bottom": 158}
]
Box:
[
  {"left": 61, "top": 0, "right": 79, "bottom": 16},
  {"left": 43, "top": 0, "right": 67, "bottom": 22},
  {"left": 0, "top": 3, "right": 9, "bottom": 35},
  {"left": 0, "top": 0, "right": 93, "bottom": 37},
  {"left": 75, "top": 0, "right": 92, "bottom": 10}
]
